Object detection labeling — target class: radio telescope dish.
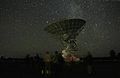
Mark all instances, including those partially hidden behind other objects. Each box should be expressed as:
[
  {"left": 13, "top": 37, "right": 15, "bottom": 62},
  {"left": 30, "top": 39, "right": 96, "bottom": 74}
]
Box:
[{"left": 44, "top": 19, "right": 86, "bottom": 62}]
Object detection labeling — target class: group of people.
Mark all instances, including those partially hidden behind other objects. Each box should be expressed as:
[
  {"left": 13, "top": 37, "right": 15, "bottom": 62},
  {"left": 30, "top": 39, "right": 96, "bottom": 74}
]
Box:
[
  {"left": 41, "top": 51, "right": 65, "bottom": 77},
  {"left": 42, "top": 51, "right": 94, "bottom": 77},
  {"left": 1, "top": 50, "right": 119, "bottom": 77}
]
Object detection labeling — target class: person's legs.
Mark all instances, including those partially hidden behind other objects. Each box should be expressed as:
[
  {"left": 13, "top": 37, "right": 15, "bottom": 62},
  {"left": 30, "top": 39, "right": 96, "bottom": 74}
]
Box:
[{"left": 87, "top": 65, "right": 92, "bottom": 75}]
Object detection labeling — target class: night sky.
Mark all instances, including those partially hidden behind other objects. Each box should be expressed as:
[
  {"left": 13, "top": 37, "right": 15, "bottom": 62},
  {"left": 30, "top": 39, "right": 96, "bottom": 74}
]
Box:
[{"left": 0, "top": 0, "right": 120, "bottom": 57}]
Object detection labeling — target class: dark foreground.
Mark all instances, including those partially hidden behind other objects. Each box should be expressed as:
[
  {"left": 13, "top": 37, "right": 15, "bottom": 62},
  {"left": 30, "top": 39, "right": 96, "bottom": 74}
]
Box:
[{"left": 0, "top": 58, "right": 120, "bottom": 78}]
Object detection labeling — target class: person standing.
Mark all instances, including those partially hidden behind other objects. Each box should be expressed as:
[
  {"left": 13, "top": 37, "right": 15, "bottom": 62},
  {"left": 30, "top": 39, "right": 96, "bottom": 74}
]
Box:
[
  {"left": 52, "top": 51, "right": 65, "bottom": 78},
  {"left": 43, "top": 51, "right": 52, "bottom": 77},
  {"left": 85, "top": 52, "right": 93, "bottom": 75}
]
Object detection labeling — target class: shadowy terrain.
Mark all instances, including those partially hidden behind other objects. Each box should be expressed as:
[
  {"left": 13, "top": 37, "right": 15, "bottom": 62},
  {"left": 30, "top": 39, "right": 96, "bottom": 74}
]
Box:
[{"left": 0, "top": 56, "right": 120, "bottom": 78}]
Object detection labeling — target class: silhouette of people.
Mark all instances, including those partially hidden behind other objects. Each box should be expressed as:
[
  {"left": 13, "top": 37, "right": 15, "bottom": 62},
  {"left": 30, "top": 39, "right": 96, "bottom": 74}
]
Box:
[
  {"left": 57, "top": 52, "right": 65, "bottom": 74},
  {"left": 33, "top": 54, "right": 41, "bottom": 73},
  {"left": 52, "top": 51, "right": 59, "bottom": 77},
  {"left": 43, "top": 51, "right": 52, "bottom": 76},
  {"left": 109, "top": 50, "right": 116, "bottom": 61},
  {"left": 52, "top": 51, "right": 65, "bottom": 78},
  {"left": 0, "top": 56, "right": 5, "bottom": 60},
  {"left": 85, "top": 52, "right": 93, "bottom": 75},
  {"left": 25, "top": 54, "right": 31, "bottom": 64},
  {"left": 0, "top": 56, "right": 5, "bottom": 64},
  {"left": 34, "top": 54, "right": 40, "bottom": 63}
]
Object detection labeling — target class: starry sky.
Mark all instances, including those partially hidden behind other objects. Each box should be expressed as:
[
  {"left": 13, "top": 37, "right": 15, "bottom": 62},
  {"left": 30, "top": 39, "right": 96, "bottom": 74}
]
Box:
[{"left": 0, "top": 0, "right": 120, "bottom": 57}]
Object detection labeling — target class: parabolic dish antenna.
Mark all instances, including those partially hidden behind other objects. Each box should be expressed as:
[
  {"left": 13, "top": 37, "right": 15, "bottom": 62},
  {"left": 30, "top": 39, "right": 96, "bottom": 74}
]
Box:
[{"left": 44, "top": 19, "right": 86, "bottom": 62}]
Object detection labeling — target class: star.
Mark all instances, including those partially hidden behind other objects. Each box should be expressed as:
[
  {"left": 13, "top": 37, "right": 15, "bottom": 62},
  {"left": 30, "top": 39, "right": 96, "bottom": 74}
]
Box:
[
  {"left": 46, "top": 21, "right": 49, "bottom": 24},
  {"left": 108, "top": 22, "right": 112, "bottom": 25}
]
